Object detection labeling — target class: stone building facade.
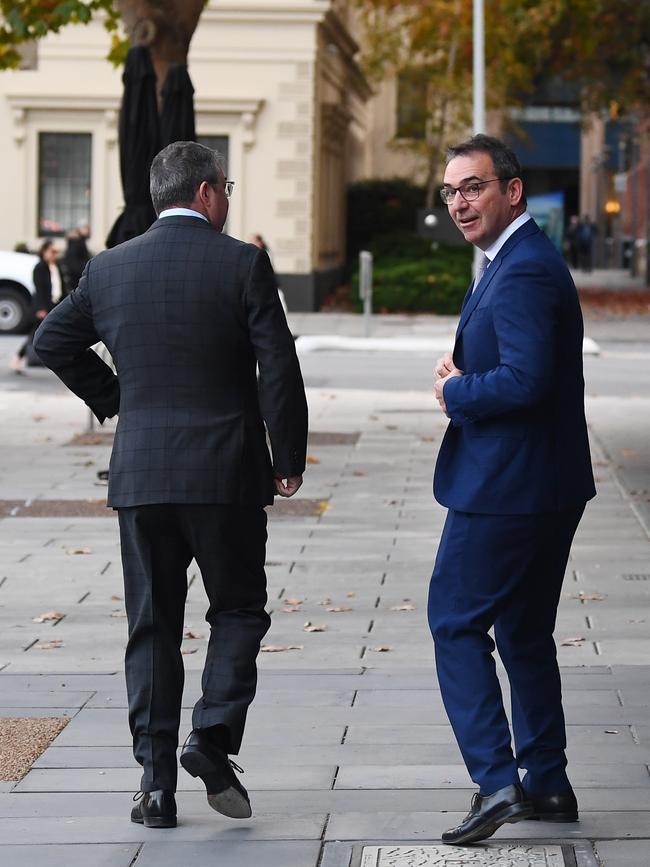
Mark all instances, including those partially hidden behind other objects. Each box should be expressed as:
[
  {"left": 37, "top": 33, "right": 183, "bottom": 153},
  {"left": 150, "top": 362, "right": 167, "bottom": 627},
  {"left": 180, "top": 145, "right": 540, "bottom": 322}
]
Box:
[{"left": 0, "top": 0, "right": 371, "bottom": 310}]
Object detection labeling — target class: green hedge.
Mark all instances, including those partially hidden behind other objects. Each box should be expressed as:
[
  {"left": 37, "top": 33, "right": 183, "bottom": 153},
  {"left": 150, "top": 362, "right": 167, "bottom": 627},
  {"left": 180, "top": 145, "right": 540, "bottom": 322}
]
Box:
[{"left": 352, "top": 232, "right": 472, "bottom": 314}]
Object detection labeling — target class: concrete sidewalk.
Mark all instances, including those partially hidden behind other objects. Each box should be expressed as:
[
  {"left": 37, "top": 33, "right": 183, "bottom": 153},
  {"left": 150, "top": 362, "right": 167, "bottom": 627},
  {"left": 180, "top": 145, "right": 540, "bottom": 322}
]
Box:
[{"left": 0, "top": 330, "right": 649, "bottom": 866}]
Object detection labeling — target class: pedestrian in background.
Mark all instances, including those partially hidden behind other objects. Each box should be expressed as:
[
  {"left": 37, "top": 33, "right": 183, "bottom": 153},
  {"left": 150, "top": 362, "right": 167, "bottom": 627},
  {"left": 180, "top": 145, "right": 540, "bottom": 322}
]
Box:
[
  {"left": 33, "top": 141, "right": 308, "bottom": 829},
  {"left": 10, "top": 238, "right": 65, "bottom": 373},
  {"left": 431, "top": 134, "right": 595, "bottom": 846},
  {"left": 578, "top": 214, "right": 596, "bottom": 272},
  {"left": 61, "top": 222, "right": 92, "bottom": 293},
  {"left": 565, "top": 214, "right": 580, "bottom": 269},
  {"left": 251, "top": 232, "right": 288, "bottom": 315}
]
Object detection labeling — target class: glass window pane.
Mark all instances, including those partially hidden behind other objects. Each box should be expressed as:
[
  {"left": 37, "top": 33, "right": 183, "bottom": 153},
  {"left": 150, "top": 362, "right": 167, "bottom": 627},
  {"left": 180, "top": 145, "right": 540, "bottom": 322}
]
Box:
[
  {"left": 197, "top": 135, "right": 229, "bottom": 173},
  {"left": 38, "top": 133, "right": 91, "bottom": 237}
]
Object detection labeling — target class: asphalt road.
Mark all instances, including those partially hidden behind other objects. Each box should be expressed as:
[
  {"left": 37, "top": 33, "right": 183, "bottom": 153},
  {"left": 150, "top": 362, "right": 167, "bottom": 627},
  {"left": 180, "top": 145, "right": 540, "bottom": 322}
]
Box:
[{"left": 1, "top": 316, "right": 649, "bottom": 398}]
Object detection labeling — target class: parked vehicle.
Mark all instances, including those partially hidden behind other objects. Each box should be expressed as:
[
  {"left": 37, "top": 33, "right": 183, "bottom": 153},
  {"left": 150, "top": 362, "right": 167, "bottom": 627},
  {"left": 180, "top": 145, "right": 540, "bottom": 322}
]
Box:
[{"left": 0, "top": 249, "right": 39, "bottom": 333}]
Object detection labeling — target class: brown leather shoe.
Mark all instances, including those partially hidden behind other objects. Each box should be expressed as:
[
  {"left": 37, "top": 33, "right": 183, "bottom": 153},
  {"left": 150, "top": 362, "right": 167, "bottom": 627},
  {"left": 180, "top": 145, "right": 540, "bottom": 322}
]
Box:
[{"left": 130, "top": 789, "right": 177, "bottom": 828}]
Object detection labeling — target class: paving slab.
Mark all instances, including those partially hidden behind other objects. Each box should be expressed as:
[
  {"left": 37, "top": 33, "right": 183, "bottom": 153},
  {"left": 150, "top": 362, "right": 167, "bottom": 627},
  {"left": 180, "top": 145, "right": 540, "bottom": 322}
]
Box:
[
  {"left": 335, "top": 763, "right": 650, "bottom": 790},
  {"left": 594, "top": 840, "right": 650, "bottom": 867},
  {"left": 0, "top": 844, "right": 140, "bottom": 867},
  {"left": 0, "top": 813, "right": 326, "bottom": 843},
  {"left": 14, "top": 764, "right": 337, "bottom": 793},
  {"left": 133, "top": 840, "right": 322, "bottom": 867}
]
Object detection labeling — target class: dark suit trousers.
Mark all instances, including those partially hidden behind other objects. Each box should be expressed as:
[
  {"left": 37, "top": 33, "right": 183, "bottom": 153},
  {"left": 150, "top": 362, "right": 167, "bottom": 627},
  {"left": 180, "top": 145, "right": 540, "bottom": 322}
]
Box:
[
  {"left": 118, "top": 504, "right": 271, "bottom": 792},
  {"left": 428, "top": 506, "right": 584, "bottom": 795}
]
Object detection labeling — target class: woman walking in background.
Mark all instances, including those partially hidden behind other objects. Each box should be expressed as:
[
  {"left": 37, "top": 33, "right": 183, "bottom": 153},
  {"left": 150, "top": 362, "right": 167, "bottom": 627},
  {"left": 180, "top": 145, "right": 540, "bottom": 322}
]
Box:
[{"left": 10, "top": 239, "right": 65, "bottom": 373}]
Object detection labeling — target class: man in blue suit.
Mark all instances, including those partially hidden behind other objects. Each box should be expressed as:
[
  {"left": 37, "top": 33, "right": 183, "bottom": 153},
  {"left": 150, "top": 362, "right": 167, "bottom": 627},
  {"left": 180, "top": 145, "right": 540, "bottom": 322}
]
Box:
[{"left": 429, "top": 135, "right": 596, "bottom": 845}]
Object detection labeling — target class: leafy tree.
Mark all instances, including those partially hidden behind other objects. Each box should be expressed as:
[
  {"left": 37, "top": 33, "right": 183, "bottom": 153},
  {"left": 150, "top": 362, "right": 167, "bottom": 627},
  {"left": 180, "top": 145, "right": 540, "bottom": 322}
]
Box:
[
  {"left": 0, "top": 1, "right": 208, "bottom": 97},
  {"left": 355, "top": 0, "right": 650, "bottom": 207}
]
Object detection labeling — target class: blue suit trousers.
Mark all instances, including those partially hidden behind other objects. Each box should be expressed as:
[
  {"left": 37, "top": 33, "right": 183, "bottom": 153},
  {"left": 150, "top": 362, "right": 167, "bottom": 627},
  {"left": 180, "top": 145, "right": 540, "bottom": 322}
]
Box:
[{"left": 428, "top": 506, "right": 584, "bottom": 795}]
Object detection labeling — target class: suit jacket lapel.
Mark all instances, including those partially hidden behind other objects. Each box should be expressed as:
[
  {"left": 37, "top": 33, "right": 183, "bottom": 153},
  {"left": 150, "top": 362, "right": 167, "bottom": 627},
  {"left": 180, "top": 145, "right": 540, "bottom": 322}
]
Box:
[{"left": 455, "top": 219, "right": 540, "bottom": 337}]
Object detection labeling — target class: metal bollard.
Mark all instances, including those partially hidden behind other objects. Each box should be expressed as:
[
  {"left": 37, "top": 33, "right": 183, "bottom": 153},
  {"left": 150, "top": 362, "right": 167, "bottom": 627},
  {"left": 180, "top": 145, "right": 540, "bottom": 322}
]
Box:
[{"left": 359, "top": 250, "right": 373, "bottom": 337}]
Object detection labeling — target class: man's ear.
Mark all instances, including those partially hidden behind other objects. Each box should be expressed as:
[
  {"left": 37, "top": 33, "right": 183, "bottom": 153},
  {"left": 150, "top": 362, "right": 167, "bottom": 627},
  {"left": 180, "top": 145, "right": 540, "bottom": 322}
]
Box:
[
  {"left": 509, "top": 178, "right": 524, "bottom": 206},
  {"left": 197, "top": 181, "right": 212, "bottom": 204}
]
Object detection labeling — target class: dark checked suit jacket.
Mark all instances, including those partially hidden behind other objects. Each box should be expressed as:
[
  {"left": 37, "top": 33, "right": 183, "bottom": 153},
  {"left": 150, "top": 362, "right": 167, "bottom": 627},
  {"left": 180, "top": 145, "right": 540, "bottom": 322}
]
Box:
[{"left": 33, "top": 215, "right": 308, "bottom": 508}]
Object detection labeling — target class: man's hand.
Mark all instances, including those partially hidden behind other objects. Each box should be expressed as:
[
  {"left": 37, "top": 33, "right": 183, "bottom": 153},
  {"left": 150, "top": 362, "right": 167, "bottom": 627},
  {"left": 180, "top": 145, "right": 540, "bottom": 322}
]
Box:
[
  {"left": 434, "top": 367, "right": 463, "bottom": 416},
  {"left": 274, "top": 474, "right": 303, "bottom": 497},
  {"left": 434, "top": 352, "right": 456, "bottom": 380}
]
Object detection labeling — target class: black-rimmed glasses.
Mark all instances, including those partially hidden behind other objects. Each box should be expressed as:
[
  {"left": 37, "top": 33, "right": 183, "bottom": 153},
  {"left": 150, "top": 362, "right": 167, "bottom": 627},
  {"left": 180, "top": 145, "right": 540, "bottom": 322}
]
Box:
[{"left": 440, "top": 177, "right": 514, "bottom": 205}]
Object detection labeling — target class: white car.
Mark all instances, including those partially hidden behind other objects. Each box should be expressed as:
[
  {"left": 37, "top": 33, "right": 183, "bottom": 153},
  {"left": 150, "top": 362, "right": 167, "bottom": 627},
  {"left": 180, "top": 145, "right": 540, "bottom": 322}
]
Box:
[{"left": 0, "top": 249, "right": 39, "bottom": 333}]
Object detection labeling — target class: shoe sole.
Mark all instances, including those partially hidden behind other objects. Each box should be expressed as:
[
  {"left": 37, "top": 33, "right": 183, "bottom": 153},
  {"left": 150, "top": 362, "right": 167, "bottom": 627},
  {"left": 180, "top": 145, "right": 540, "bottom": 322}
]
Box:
[
  {"left": 530, "top": 812, "right": 579, "bottom": 822},
  {"left": 443, "top": 802, "right": 534, "bottom": 845},
  {"left": 180, "top": 749, "right": 252, "bottom": 819},
  {"left": 131, "top": 815, "right": 177, "bottom": 828}
]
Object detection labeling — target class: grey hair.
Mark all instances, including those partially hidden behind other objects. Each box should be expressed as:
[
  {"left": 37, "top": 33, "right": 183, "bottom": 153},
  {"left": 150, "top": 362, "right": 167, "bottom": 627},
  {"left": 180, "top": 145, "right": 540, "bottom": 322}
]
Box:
[
  {"left": 150, "top": 141, "right": 226, "bottom": 214},
  {"left": 446, "top": 134, "right": 526, "bottom": 206}
]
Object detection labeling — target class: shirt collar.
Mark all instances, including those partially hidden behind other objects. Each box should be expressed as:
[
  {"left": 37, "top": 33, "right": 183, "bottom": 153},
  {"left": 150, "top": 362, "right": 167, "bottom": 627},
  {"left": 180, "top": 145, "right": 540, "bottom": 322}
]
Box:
[
  {"left": 484, "top": 212, "right": 531, "bottom": 261},
  {"left": 158, "top": 207, "right": 208, "bottom": 222}
]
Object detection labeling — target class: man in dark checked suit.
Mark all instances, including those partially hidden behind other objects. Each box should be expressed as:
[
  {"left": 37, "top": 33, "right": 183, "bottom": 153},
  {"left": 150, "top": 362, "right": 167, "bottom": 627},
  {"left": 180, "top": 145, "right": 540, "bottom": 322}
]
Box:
[
  {"left": 34, "top": 141, "right": 308, "bottom": 828},
  {"left": 429, "top": 135, "right": 596, "bottom": 845}
]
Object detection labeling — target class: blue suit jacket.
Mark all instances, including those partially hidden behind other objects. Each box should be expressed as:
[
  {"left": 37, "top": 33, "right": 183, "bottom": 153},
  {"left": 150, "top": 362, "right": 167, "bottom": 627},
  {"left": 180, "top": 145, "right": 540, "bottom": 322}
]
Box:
[{"left": 434, "top": 218, "right": 596, "bottom": 514}]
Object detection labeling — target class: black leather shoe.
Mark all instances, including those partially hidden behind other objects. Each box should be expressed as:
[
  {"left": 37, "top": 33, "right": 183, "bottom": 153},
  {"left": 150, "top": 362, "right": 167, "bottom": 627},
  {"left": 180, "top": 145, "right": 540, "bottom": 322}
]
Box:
[
  {"left": 180, "top": 729, "right": 252, "bottom": 818},
  {"left": 442, "top": 783, "right": 533, "bottom": 845},
  {"left": 526, "top": 788, "right": 579, "bottom": 822},
  {"left": 130, "top": 789, "right": 177, "bottom": 828}
]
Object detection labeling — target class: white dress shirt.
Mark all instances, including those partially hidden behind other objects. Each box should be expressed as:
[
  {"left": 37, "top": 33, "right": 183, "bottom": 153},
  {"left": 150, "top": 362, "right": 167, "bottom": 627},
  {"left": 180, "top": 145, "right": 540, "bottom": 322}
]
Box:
[{"left": 158, "top": 208, "right": 208, "bottom": 222}]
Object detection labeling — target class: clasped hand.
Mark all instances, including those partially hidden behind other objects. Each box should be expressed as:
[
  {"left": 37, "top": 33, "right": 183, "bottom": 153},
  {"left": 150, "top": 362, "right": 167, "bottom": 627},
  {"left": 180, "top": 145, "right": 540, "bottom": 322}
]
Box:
[{"left": 433, "top": 352, "right": 463, "bottom": 416}]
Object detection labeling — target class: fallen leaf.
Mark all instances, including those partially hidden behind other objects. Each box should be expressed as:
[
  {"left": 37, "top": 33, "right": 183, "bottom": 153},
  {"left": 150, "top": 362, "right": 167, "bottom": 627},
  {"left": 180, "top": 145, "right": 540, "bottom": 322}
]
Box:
[
  {"left": 34, "top": 639, "right": 63, "bottom": 650},
  {"left": 571, "top": 592, "right": 606, "bottom": 602},
  {"left": 317, "top": 500, "right": 329, "bottom": 515},
  {"left": 285, "top": 598, "right": 303, "bottom": 605},
  {"left": 260, "top": 644, "right": 303, "bottom": 653},
  {"left": 303, "top": 621, "right": 327, "bottom": 632},
  {"left": 32, "top": 414, "right": 47, "bottom": 422},
  {"left": 622, "top": 449, "right": 639, "bottom": 457},
  {"left": 371, "top": 646, "right": 392, "bottom": 652},
  {"left": 327, "top": 606, "right": 352, "bottom": 613},
  {"left": 184, "top": 630, "right": 203, "bottom": 639},
  {"left": 318, "top": 597, "right": 333, "bottom": 606},
  {"left": 592, "top": 459, "right": 609, "bottom": 467},
  {"left": 282, "top": 606, "right": 302, "bottom": 613},
  {"left": 66, "top": 547, "right": 93, "bottom": 555},
  {"left": 561, "top": 637, "right": 586, "bottom": 646},
  {"left": 32, "top": 610, "right": 65, "bottom": 623},
  {"left": 306, "top": 454, "right": 321, "bottom": 465},
  {"left": 110, "top": 594, "right": 122, "bottom": 601},
  {"left": 346, "top": 592, "right": 356, "bottom": 598},
  {"left": 421, "top": 436, "right": 436, "bottom": 443},
  {"left": 390, "top": 604, "right": 416, "bottom": 612},
  {"left": 181, "top": 648, "right": 197, "bottom": 655},
  {"left": 352, "top": 470, "right": 366, "bottom": 477},
  {"left": 110, "top": 609, "right": 127, "bottom": 618}
]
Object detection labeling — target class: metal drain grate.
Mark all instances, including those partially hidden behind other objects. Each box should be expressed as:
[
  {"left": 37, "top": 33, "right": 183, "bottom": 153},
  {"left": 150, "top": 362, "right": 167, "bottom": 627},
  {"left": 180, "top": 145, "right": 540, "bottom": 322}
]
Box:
[
  {"left": 361, "top": 845, "right": 566, "bottom": 866},
  {"left": 621, "top": 574, "right": 650, "bottom": 581}
]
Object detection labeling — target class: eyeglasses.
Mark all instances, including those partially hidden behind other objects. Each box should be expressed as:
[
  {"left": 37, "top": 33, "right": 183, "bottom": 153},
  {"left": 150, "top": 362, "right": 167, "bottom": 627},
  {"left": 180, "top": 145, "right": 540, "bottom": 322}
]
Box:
[
  {"left": 439, "top": 177, "right": 514, "bottom": 205},
  {"left": 224, "top": 180, "right": 235, "bottom": 198}
]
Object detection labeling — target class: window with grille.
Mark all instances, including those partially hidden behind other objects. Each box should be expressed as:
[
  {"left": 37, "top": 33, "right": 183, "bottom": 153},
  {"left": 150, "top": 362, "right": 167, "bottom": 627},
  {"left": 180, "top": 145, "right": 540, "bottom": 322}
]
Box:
[{"left": 38, "top": 133, "right": 91, "bottom": 236}]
